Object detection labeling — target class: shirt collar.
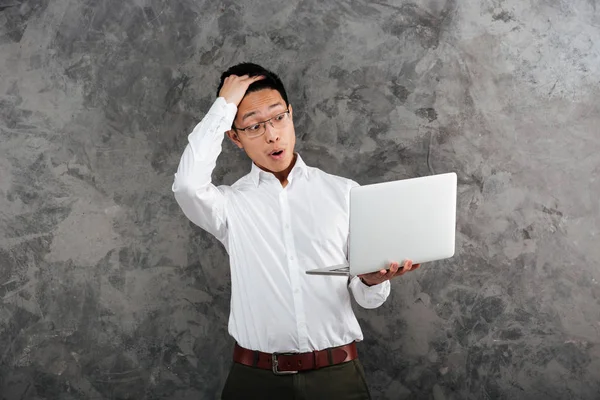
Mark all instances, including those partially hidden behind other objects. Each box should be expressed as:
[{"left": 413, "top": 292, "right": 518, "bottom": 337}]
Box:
[{"left": 249, "top": 153, "right": 308, "bottom": 187}]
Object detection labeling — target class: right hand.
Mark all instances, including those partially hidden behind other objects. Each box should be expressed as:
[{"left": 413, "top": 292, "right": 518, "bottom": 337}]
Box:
[
  {"left": 219, "top": 74, "right": 265, "bottom": 106},
  {"left": 358, "top": 259, "right": 421, "bottom": 286}
]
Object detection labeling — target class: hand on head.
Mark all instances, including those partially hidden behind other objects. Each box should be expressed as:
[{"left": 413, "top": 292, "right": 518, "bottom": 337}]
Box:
[{"left": 219, "top": 74, "right": 265, "bottom": 107}]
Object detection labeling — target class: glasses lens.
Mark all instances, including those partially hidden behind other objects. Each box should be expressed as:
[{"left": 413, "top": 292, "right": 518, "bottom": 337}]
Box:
[
  {"left": 272, "top": 112, "right": 288, "bottom": 128},
  {"left": 246, "top": 124, "right": 265, "bottom": 138}
]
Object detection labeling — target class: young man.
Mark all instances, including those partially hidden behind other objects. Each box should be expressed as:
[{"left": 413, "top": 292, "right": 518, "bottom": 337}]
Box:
[{"left": 172, "top": 63, "right": 420, "bottom": 399}]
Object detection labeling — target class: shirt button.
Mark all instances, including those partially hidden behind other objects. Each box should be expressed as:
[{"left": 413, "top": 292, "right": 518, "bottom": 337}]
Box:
[
  {"left": 294, "top": 288, "right": 300, "bottom": 294},
  {"left": 289, "top": 256, "right": 294, "bottom": 261},
  {"left": 285, "top": 224, "right": 290, "bottom": 229}
]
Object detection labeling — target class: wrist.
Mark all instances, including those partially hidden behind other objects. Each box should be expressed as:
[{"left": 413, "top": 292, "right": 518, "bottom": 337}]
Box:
[
  {"left": 360, "top": 277, "right": 376, "bottom": 287},
  {"left": 220, "top": 95, "right": 235, "bottom": 106}
]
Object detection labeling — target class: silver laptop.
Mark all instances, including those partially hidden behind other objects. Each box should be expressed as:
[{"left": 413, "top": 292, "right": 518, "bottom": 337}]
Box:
[{"left": 306, "top": 172, "right": 457, "bottom": 276}]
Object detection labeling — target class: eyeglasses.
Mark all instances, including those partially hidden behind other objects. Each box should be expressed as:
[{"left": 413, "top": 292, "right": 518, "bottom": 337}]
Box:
[{"left": 233, "top": 109, "right": 291, "bottom": 138}]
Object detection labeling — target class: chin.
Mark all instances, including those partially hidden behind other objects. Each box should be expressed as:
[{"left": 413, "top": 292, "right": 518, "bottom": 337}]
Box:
[
  {"left": 260, "top": 155, "right": 292, "bottom": 172},
  {"left": 266, "top": 162, "right": 288, "bottom": 172}
]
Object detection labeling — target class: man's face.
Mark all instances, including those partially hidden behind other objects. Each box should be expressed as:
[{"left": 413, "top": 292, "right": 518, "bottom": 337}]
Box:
[{"left": 227, "top": 89, "right": 296, "bottom": 173}]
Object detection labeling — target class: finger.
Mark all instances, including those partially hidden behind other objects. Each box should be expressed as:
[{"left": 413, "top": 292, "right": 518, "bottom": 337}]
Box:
[
  {"left": 243, "top": 75, "right": 264, "bottom": 82},
  {"left": 227, "top": 74, "right": 245, "bottom": 80},
  {"left": 389, "top": 262, "right": 401, "bottom": 277},
  {"left": 397, "top": 262, "right": 410, "bottom": 276},
  {"left": 240, "top": 76, "right": 265, "bottom": 89},
  {"left": 412, "top": 263, "right": 421, "bottom": 270}
]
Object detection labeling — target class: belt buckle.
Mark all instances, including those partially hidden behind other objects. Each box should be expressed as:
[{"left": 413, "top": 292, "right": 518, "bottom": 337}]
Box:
[{"left": 272, "top": 353, "right": 298, "bottom": 375}]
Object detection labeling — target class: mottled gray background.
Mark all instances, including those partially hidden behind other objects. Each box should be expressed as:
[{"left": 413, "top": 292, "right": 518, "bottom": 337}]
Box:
[{"left": 1, "top": 0, "right": 599, "bottom": 399}]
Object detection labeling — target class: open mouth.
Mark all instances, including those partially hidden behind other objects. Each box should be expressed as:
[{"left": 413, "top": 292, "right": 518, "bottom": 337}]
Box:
[{"left": 269, "top": 149, "right": 285, "bottom": 159}]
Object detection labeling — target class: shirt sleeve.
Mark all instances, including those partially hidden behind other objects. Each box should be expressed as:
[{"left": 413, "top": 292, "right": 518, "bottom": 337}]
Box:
[
  {"left": 348, "top": 276, "right": 391, "bottom": 309},
  {"left": 172, "top": 97, "right": 237, "bottom": 243}
]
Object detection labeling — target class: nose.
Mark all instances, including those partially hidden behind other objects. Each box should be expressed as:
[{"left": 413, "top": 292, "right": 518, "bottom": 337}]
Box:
[{"left": 263, "top": 122, "right": 280, "bottom": 143}]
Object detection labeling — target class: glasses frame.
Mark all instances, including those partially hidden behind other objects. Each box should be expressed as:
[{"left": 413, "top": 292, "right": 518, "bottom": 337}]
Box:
[{"left": 233, "top": 108, "right": 291, "bottom": 138}]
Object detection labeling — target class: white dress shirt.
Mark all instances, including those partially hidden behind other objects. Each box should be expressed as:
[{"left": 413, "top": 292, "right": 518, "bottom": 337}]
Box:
[{"left": 172, "top": 97, "right": 391, "bottom": 353}]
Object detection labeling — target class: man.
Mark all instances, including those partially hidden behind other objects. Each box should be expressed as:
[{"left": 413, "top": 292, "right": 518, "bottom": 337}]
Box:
[{"left": 172, "top": 63, "right": 420, "bottom": 399}]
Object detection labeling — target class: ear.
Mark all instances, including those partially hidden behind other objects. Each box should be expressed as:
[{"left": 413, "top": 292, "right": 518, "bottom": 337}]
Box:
[
  {"left": 226, "top": 129, "right": 244, "bottom": 149},
  {"left": 288, "top": 104, "right": 293, "bottom": 119}
]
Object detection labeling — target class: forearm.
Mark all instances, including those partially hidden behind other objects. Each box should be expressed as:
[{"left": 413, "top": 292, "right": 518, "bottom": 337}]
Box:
[
  {"left": 173, "top": 97, "right": 236, "bottom": 192},
  {"left": 172, "top": 97, "right": 236, "bottom": 237}
]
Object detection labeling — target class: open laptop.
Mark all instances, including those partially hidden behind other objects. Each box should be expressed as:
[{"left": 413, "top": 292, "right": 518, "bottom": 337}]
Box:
[{"left": 306, "top": 172, "right": 457, "bottom": 276}]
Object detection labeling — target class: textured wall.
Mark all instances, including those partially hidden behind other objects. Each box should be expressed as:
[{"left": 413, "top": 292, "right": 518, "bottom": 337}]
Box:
[{"left": 1, "top": 0, "right": 599, "bottom": 399}]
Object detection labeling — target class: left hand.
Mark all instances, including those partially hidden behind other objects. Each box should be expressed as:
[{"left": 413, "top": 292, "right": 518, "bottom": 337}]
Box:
[{"left": 358, "top": 260, "right": 421, "bottom": 287}]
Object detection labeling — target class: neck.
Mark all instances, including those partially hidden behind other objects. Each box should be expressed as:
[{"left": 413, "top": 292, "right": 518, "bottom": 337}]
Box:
[{"left": 258, "top": 153, "right": 298, "bottom": 188}]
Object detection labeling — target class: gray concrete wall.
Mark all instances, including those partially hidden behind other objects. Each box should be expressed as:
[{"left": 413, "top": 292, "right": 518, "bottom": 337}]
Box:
[{"left": 1, "top": 0, "right": 599, "bottom": 399}]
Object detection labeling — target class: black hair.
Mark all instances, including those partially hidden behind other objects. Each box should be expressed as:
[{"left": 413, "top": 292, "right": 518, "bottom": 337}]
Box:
[{"left": 216, "top": 62, "right": 289, "bottom": 106}]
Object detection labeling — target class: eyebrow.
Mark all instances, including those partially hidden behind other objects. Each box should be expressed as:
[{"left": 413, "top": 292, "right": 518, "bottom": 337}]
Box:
[{"left": 241, "top": 103, "right": 286, "bottom": 122}]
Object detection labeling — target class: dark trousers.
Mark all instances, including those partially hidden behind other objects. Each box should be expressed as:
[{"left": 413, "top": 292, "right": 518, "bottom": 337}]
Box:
[{"left": 221, "top": 359, "right": 372, "bottom": 400}]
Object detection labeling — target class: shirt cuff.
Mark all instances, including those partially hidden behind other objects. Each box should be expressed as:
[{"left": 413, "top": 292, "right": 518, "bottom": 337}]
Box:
[
  {"left": 208, "top": 97, "right": 237, "bottom": 127},
  {"left": 354, "top": 276, "right": 389, "bottom": 291},
  {"left": 348, "top": 276, "right": 391, "bottom": 309}
]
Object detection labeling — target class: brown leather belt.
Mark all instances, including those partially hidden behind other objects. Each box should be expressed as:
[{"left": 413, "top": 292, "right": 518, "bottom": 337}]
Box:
[{"left": 233, "top": 342, "right": 358, "bottom": 375}]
